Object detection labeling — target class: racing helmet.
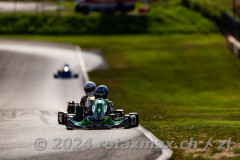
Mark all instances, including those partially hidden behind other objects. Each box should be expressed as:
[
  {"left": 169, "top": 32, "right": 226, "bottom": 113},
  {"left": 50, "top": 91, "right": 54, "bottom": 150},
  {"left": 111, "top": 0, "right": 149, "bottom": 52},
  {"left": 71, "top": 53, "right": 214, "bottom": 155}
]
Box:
[
  {"left": 84, "top": 81, "right": 96, "bottom": 95},
  {"left": 95, "top": 85, "right": 108, "bottom": 99},
  {"left": 63, "top": 64, "right": 70, "bottom": 72},
  {"left": 92, "top": 99, "right": 107, "bottom": 120}
]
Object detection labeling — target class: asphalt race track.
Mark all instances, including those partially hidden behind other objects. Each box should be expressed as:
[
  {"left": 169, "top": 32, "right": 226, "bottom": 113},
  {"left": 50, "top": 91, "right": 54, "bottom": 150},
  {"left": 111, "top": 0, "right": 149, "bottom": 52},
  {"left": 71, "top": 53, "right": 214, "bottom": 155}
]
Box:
[
  {"left": 0, "top": 40, "right": 170, "bottom": 160},
  {"left": 0, "top": 2, "right": 57, "bottom": 13}
]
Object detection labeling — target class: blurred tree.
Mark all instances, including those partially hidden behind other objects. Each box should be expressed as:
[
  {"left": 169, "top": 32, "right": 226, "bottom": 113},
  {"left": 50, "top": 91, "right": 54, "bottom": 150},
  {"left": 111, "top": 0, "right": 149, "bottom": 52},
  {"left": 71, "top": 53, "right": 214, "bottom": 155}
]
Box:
[
  {"left": 233, "top": 0, "right": 237, "bottom": 16},
  {"left": 181, "top": 0, "right": 190, "bottom": 8}
]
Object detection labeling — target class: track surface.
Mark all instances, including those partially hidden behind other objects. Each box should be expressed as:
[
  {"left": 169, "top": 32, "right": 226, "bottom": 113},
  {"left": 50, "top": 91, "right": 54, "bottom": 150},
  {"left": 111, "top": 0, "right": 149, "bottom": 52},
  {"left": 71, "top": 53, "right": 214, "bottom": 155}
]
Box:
[
  {"left": 0, "top": 2, "right": 57, "bottom": 13},
  {"left": 0, "top": 40, "right": 163, "bottom": 160}
]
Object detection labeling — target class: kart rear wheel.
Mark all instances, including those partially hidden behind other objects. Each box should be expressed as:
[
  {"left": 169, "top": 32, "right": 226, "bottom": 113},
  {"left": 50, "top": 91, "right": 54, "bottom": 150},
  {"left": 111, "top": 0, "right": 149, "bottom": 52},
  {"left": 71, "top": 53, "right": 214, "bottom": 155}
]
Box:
[
  {"left": 75, "top": 104, "right": 84, "bottom": 122},
  {"left": 129, "top": 112, "right": 139, "bottom": 127},
  {"left": 67, "top": 102, "right": 75, "bottom": 114}
]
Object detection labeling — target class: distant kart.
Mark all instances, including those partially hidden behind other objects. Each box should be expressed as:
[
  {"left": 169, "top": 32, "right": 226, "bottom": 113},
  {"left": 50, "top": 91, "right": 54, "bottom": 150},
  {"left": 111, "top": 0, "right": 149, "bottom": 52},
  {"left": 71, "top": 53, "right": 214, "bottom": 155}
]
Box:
[
  {"left": 65, "top": 98, "right": 139, "bottom": 129},
  {"left": 54, "top": 64, "right": 78, "bottom": 79}
]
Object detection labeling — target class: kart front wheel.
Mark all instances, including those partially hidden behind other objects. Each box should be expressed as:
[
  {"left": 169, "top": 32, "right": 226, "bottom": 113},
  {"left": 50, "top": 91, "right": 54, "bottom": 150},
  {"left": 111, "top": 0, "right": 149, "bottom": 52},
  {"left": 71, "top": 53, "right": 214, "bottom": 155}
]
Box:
[
  {"left": 124, "top": 114, "right": 132, "bottom": 129},
  {"left": 62, "top": 112, "right": 68, "bottom": 125},
  {"left": 74, "top": 74, "right": 79, "bottom": 78},
  {"left": 66, "top": 115, "right": 74, "bottom": 130},
  {"left": 58, "top": 111, "right": 64, "bottom": 124},
  {"left": 63, "top": 112, "right": 74, "bottom": 125},
  {"left": 113, "top": 109, "right": 125, "bottom": 117}
]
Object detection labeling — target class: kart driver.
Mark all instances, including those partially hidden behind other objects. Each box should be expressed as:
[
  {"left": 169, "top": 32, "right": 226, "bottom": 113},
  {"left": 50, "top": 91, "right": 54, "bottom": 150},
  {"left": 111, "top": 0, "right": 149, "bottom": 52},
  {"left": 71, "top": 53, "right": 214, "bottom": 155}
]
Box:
[
  {"left": 80, "top": 81, "right": 96, "bottom": 109},
  {"left": 95, "top": 85, "right": 114, "bottom": 114}
]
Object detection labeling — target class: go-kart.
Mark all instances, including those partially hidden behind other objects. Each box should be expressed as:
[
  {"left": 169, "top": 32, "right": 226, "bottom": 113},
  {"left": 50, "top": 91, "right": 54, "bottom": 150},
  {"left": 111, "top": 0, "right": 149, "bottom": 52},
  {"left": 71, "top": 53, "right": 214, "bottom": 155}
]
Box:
[
  {"left": 54, "top": 64, "right": 78, "bottom": 79},
  {"left": 58, "top": 96, "right": 124, "bottom": 125},
  {"left": 65, "top": 98, "right": 139, "bottom": 129}
]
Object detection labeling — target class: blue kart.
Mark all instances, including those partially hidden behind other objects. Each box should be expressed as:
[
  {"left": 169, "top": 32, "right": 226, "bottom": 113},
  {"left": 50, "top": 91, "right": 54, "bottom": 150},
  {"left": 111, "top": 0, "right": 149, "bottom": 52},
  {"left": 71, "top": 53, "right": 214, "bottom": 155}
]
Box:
[{"left": 54, "top": 64, "right": 78, "bottom": 79}]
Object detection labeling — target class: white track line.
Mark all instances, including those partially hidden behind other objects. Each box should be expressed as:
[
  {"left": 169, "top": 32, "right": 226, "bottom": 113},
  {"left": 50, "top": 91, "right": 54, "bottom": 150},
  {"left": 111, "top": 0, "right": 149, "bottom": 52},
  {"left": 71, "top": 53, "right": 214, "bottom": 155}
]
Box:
[
  {"left": 138, "top": 125, "right": 173, "bottom": 160},
  {"left": 76, "top": 45, "right": 172, "bottom": 159}
]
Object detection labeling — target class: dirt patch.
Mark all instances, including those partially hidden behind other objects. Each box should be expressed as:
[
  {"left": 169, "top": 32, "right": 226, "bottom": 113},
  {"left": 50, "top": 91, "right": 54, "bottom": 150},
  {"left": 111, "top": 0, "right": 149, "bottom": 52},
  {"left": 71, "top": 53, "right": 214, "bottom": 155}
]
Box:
[{"left": 185, "top": 139, "right": 240, "bottom": 159}]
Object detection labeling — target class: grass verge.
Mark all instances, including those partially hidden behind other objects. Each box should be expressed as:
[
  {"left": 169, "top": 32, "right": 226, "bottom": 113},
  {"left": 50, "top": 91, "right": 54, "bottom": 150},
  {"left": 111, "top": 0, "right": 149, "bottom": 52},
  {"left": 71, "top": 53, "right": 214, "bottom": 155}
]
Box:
[{"left": 1, "top": 34, "right": 240, "bottom": 159}]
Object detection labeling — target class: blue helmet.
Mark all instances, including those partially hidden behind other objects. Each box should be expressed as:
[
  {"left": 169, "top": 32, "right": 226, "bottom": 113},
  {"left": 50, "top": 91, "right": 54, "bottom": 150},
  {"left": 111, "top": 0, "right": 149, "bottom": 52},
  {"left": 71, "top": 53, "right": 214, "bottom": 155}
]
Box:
[
  {"left": 95, "top": 85, "right": 108, "bottom": 99},
  {"left": 84, "top": 81, "right": 96, "bottom": 95}
]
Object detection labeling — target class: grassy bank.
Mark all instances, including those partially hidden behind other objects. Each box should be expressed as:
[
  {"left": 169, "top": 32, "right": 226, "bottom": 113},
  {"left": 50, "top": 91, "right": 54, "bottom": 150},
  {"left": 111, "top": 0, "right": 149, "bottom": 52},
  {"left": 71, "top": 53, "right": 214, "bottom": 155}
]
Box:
[
  {"left": 181, "top": 0, "right": 235, "bottom": 23},
  {"left": 2, "top": 34, "right": 240, "bottom": 159}
]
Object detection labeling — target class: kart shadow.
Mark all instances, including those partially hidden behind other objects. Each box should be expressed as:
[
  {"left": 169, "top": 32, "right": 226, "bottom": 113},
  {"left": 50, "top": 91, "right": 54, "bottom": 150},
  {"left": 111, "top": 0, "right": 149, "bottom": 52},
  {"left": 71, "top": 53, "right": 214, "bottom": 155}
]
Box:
[{"left": 65, "top": 127, "right": 127, "bottom": 131}]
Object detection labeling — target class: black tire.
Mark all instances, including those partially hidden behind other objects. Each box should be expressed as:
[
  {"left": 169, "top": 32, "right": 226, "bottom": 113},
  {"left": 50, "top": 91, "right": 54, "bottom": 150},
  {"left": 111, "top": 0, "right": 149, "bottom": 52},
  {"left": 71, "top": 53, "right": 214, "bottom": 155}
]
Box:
[
  {"left": 109, "top": 113, "right": 118, "bottom": 121},
  {"left": 67, "top": 114, "right": 75, "bottom": 117},
  {"left": 129, "top": 112, "right": 139, "bottom": 127},
  {"left": 124, "top": 114, "right": 132, "bottom": 129},
  {"left": 58, "top": 111, "right": 64, "bottom": 124},
  {"left": 67, "top": 102, "right": 75, "bottom": 114},
  {"left": 82, "top": 7, "right": 90, "bottom": 15},
  {"left": 135, "top": 114, "right": 139, "bottom": 127},
  {"left": 66, "top": 115, "right": 74, "bottom": 130},
  {"left": 75, "top": 104, "right": 84, "bottom": 122},
  {"left": 113, "top": 109, "right": 125, "bottom": 117},
  {"left": 62, "top": 112, "right": 69, "bottom": 125},
  {"left": 54, "top": 74, "right": 57, "bottom": 78},
  {"left": 109, "top": 113, "right": 115, "bottom": 118}
]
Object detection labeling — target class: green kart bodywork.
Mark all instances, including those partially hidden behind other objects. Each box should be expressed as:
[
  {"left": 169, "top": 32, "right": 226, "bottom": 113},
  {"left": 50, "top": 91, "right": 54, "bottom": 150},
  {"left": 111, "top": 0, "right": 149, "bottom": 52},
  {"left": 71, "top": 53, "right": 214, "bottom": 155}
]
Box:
[{"left": 66, "top": 116, "right": 129, "bottom": 129}]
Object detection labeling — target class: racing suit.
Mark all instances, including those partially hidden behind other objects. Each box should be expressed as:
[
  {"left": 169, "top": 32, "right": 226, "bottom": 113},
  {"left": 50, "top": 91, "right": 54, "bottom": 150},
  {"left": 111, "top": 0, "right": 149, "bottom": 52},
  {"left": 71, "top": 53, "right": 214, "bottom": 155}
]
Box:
[
  {"left": 80, "top": 96, "right": 114, "bottom": 114},
  {"left": 80, "top": 95, "right": 92, "bottom": 115},
  {"left": 80, "top": 95, "right": 88, "bottom": 108}
]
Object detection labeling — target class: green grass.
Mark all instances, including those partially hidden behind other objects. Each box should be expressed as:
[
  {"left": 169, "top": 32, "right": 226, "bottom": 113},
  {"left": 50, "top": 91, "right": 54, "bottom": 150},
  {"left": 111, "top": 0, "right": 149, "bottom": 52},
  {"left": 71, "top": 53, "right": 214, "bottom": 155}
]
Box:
[
  {"left": 2, "top": 34, "right": 240, "bottom": 159},
  {"left": 147, "top": 3, "right": 218, "bottom": 33},
  {"left": 234, "top": 148, "right": 240, "bottom": 154},
  {"left": 182, "top": 0, "right": 235, "bottom": 19}
]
